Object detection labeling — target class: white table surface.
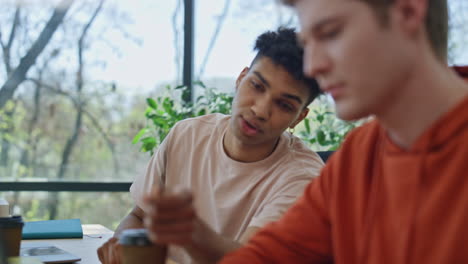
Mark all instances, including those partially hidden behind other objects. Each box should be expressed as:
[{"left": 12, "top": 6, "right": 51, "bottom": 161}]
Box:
[{"left": 21, "top": 224, "right": 114, "bottom": 264}]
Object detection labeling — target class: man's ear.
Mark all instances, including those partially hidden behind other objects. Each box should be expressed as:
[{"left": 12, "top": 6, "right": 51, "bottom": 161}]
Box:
[
  {"left": 392, "top": 0, "right": 428, "bottom": 36},
  {"left": 235, "top": 67, "right": 250, "bottom": 90},
  {"left": 290, "top": 107, "right": 309, "bottom": 129}
]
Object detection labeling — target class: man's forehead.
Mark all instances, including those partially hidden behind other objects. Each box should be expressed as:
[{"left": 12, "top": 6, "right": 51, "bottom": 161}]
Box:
[
  {"left": 249, "top": 59, "right": 310, "bottom": 101},
  {"left": 295, "top": 0, "right": 352, "bottom": 30}
]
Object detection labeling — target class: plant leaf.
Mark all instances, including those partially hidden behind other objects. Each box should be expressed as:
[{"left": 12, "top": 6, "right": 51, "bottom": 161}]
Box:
[
  {"left": 317, "top": 130, "right": 327, "bottom": 146},
  {"left": 132, "top": 128, "right": 148, "bottom": 144},
  {"left": 304, "top": 118, "right": 311, "bottom": 133},
  {"left": 146, "top": 98, "right": 158, "bottom": 109}
]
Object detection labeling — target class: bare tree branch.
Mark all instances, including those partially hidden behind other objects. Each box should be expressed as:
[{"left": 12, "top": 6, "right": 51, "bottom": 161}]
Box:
[
  {"left": 57, "top": 0, "right": 105, "bottom": 179},
  {"left": 2, "top": 4, "right": 21, "bottom": 75},
  {"left": 0, "top": 31, "right": 4, "bottom": 50},
  {"left": 0, "top": 0, "right": 74, "bottom": 110},
  {"left": 77, "top": 0, "right": 104, "bottom": 93},
  {"left": 49, "top": 0, "right": 105, "bottom": 220},
  {"left": 82, "top": 108, "right": 119, "bottom": 175},
  {"left": 27, "top": 77, "right": 119, "bottom": 176},
  {"left": 25, "top": 78, "right": 78, "bottom": 104},
  {"left": 0, "top": 3, "right": 22, "bottom": 171},
  {"left": 20, "top": 66, "right": 46, "bottom": 168},
  {"left": 197, "top": 0, "right": 231, "bottom": 79},
  {"left": 7, "top": 5, "right": 20, "bottom": 51}
]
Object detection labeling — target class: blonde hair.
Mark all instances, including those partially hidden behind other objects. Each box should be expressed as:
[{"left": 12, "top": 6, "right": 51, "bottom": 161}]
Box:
[{"left": 282, "top": 0, "right": 448, "bottom": 61}]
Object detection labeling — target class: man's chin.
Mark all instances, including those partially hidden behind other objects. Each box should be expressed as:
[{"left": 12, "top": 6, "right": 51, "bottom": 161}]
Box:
[
  {"left": 236, "top": 133, "right": 259, "bottom": 144},
  {"left": 336, "top": 105, "right": 369, "bottom": 121},
  {"left": 233, "top": 130, "right": 267, "bottom": 145}
]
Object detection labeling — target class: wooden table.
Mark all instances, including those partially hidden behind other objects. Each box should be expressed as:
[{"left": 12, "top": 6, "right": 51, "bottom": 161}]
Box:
[{"left": 21, "top": 224, "right": 114, "bottom": 264}]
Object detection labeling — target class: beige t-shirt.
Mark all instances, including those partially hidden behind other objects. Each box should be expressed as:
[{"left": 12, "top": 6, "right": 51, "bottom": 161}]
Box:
[{"left": 130, "top": 114, "right": 323, "bottom": 263}]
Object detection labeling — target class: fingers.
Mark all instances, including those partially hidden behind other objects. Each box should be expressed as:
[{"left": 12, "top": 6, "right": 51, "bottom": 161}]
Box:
[
  {"left": 142, "top": 187, "right": 197, "bottom": 246},
  {"left": 97, "top": 238, "right": 111, "bottom": 263},
  {"left": 146, "top": 199, "right": 196, "bottom": 221},
  {"left": 145, "top": 215, "right": 195, "bottom": 235},
  {"left": 143, "top": 188, "right": 192, "bottom": 209},
  {"left": 146, "top": 218, "right": 196, "bottom": 245},
  {"left": 97, "top": 237, "right": 121, "bottom": 264},
  {"left": 148, "top": 232, "right": 194, "bottom": 245},
  {"left": 112, "top": 243, "right": 122, "bottom": 264}
]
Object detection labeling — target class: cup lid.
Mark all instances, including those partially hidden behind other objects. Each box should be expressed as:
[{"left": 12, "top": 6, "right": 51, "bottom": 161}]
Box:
[
  {"left": 0, "top": 215, "right": 24, "bottom": 227},
  {"left": 119, "top": 229, "right": 152, "bottom": 246}
]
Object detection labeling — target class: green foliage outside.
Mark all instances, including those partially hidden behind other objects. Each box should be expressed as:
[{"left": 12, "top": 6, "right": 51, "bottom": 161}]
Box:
[
  {"left": 298, "top": 96, "right": 361, "bottom": 151},
  {"left": 133, "top": 82, "right": 233, "bottom": 155},
  {"left": 0, "top": 101, "right": 31, "bottom": 178},
  {"left": 133, "top": 83, "right": 360, "bottom": 154}
]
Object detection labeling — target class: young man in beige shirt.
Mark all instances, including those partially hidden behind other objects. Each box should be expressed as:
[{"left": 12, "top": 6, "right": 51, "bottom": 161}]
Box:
[{"left": 98, "top": 27, "right": 324, "bottom": 264}]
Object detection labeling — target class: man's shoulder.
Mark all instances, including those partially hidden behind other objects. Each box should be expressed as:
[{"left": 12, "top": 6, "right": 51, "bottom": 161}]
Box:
[
  {"left": 164, "top": 113, "right": 230, "bottom": 154},
  {"left": 343, "top": 119, "right": 380, "bottom": 145},
  {"left": 325, "top": 119, "right": 381, "bottom": 166},
  {"left": 272, "top": 133, "right": 324, "bottom": 177},
  {"left": 286, "top": 133, "right": 322, "bottom": 160}
]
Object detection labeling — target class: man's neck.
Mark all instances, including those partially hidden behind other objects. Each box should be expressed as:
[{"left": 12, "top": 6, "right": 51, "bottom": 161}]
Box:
[
  {"left": 223, "top": 126, "right": 280, "bottom": 163},
  {"left": 379, "top": 59, "right": 468, "bottom": 150}
]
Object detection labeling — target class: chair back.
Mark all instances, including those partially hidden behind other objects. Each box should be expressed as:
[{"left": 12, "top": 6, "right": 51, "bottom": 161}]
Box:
[{"left": 317, "top": 151, "right": 334, "bottom": 163}]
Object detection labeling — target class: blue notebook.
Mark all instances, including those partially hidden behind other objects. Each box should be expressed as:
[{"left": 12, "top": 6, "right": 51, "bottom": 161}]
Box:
[{"left": 22, "top": 219, "right": 83, "bottom": 240}]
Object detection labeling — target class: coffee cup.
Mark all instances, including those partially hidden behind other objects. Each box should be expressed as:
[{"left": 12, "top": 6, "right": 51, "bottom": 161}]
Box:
[
  {"left": 0, "top": 215, "right": 24, "bottom": 257},
  {"left": 119, "top": 229, "right": 167, "bottom": 264}
]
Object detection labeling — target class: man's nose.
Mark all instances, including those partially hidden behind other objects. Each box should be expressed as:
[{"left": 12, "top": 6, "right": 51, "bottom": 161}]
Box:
[
  {"left": 303, "top": 44, "right": 331, "bottom": 79},
  {"left": 251, "top": 96, "right": 271, "bottom": 121}
]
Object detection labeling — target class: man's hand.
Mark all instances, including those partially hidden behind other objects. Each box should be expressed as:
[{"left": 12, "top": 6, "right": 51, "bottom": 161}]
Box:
[
  {"left": 97, "top": 237, "right": 121, "bottom": 264},
  {"left": 142, "top": 187, "right": 246, "bottom": 263},
  {"left": 143, "top": 188, "right": 198, "bottom": 246},
  {"left": 97, "top": 206, "right": 145, "bottom": 264}
]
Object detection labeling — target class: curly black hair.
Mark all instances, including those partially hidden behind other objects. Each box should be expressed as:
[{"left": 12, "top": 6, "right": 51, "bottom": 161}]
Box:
[{"left": 251, "top": 27, "right": 321, "bottom": 106}]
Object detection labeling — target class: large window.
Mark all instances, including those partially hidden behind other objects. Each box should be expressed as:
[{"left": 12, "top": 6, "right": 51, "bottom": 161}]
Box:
[{"left": 0, "top": 0, "right": 183, "bottom": 226}]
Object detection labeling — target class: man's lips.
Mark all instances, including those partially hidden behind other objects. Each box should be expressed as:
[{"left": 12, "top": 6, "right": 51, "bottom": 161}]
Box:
[
  {"left": 240, "top": 118, "right": 261, "bottom": 136},
  {"left": 322, "top": 83, "right": 344, "bottom": 99}
]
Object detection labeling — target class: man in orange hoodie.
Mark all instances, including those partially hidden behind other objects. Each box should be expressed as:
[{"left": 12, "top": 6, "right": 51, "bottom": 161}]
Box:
[{"left": 220, "top": 0, "right": 468, "bottom": 263}]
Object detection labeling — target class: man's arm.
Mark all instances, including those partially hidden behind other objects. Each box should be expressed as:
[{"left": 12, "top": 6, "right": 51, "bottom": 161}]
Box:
[
  {"left": 114, "top": 206, "right": 145, "bottom": 236},
  {"left": 183, "top": 225, "right": 260, "bottom": 263},
  {"left": 97, "top": 206, "right": 145, "bottom": 264},
  {"left": 142, "top": 188, "right": 261, "bottom": 264}
]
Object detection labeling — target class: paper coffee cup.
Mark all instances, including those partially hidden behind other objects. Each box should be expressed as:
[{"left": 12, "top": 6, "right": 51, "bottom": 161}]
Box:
[
  {"left": 119, "top": 229, "right": 167, "bottom": 264},
  {"left": 0, "top": 215, "right": 24, "bottom": 257}
]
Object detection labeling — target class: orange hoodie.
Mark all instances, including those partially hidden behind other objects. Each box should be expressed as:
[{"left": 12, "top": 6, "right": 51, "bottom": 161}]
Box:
[{"left": 220, "top": 67, "right": 468, "bottom": 264}]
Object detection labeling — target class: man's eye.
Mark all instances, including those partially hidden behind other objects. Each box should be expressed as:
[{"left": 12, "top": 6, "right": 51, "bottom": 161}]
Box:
[
  {"left": 278, "top": 101, "right": 294, "bottom": 112},
  {"left": 318, "top": 26, "right": 341, "bottom": 40},
  {"left": 251, "top": 81, "right": 263, "bottom": 91}
]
